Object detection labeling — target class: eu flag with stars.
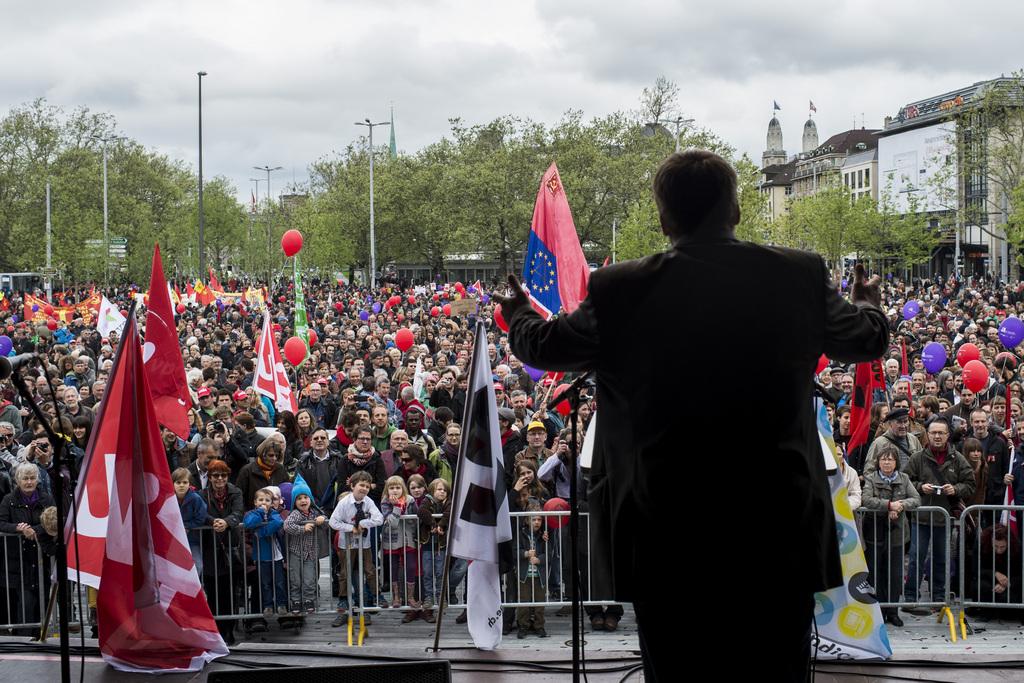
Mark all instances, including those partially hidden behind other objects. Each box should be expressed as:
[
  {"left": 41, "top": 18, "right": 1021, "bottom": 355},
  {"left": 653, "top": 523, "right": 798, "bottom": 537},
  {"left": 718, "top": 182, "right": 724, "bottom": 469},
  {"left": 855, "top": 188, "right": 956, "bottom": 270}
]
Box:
[{"left": 521, "top": 163, "right": 589, "bottom": 317}]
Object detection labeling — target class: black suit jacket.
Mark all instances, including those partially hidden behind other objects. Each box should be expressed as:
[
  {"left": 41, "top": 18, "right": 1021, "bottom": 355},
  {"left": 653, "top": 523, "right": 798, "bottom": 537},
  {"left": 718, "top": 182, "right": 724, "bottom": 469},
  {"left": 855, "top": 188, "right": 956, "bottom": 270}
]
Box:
[{"left": 508, "top": 239, "right": 888, "bottom": 603}]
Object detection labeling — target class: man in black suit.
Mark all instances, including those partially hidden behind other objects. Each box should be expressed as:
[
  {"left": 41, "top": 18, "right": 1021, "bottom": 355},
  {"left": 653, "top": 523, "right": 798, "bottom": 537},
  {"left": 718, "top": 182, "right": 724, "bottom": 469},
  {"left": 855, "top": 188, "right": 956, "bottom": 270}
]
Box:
[{"left": 497, "top": 150, "right": 888, "bottom": 681}]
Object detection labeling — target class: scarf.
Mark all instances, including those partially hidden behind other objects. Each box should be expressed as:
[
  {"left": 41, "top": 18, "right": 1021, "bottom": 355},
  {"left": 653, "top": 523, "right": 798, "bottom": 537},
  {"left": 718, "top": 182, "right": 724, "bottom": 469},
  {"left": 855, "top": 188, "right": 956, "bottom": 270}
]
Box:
[
  {"left": 879, "top": 469, "right": 900, "bottom": 484},
  {"left": 930, "top": 445, "right": 948, "bottom": 467},
  {"left": 347, "top": 442, "right": 372, "bottom": 467},
  {"left": 17, "top": 488, "right": 40, "bottom": 506},
  {"left": 257, "top": 456, "right": 276, "bottom": 481},
  {"left": 212, "top": 486, "right": 228, "bottom": 510}
]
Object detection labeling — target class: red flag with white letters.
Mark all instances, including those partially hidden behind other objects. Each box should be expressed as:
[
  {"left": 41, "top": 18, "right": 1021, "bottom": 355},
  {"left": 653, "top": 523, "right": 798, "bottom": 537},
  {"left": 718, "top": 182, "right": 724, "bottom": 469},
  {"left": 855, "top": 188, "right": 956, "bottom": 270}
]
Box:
[
  {"left": 72, "top": 307, "right": 227, "bottom": 671},
  {"left": 145, "top": 245, "right": 191, "bottom": 440},
  {"left": 254, "top": 307, "right": 297, "bottom": 414}
]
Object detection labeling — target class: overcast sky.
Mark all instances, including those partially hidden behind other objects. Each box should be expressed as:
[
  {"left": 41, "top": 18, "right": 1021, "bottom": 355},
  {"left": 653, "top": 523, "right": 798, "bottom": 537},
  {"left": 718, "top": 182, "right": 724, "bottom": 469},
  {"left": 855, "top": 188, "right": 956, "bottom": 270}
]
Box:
[{"left": 3, "top": 0, "right": 1022, "bottom": 204}]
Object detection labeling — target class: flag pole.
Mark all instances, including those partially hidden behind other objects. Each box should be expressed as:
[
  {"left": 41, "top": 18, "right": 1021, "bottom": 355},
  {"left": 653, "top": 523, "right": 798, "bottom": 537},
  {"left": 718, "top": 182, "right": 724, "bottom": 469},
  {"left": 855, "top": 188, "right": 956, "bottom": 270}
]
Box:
[{"left": 431, "top": 320, "right": 485, "bottom": 652}]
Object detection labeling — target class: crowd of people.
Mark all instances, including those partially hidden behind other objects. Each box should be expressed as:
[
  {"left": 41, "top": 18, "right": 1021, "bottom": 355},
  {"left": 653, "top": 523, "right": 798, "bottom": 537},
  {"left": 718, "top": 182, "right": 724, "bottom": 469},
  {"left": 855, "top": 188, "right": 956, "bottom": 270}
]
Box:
[
  {"left": 818, "top": 272, "right": 1024, "bottom": 627},
  {"left": 0, "top": 277, "right": 616, "bottom": 644},
  {"left": 3, "top": 268, "right": 1024, "bottom": 644}
]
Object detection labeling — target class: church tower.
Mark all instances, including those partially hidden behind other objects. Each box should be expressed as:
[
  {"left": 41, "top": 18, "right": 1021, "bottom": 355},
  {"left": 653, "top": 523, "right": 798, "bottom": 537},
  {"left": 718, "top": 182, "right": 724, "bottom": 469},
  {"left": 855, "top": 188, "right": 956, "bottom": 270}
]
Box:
[
  {"left": 802, "top": 117, "right": 819, "bottom": 154},
  {"left": 762, "top": 116, "right": 786, "bottom": 167}
]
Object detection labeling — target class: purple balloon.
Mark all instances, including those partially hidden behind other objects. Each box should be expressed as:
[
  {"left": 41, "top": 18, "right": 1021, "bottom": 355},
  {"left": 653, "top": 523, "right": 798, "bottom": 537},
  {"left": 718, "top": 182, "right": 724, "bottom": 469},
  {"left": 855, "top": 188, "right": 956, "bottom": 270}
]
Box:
[
  {"left": 10, "top": 315, "right": 17, "bottom": 323},
  {"left": 279, "top": 482, "right": 293, "bottom": 509},
  {"left": 481, "top": 293, "right": 491, "bottom": 304},
  {"left": 467, "top": 286, "right": 477, "bottom": 294},
  {"left": 0, "top": 336, "right": 11, "bottom": 356},
  {"left": 371, "top": 302, "right": 382, "bottom": 314},
  {"left": 523, "top": 364, "right": 545, "bottom": 382},
  {"left": 359, "top": 310, "right": 370, "bottom": 321},
  {"left": 902, "top": 300, "right": 920, "bottom": 320},
  {"left": 999, "top": 316, "right": 1024, "bottom": 349},
  {"left": 840, "top": 278, "right": 848, "bottom": 290},
  {"left": 921, "top": 342, "right": 947, "bottom": 374},
  {"left": 31, "top": 304, "right": 38, "bottom": 312}
]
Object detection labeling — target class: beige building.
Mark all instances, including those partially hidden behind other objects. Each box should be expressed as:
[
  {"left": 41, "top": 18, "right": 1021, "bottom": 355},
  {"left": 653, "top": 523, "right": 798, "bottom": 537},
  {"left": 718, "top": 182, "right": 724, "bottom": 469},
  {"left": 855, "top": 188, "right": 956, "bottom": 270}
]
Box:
[
  {"left": 792, "top": 128, "right": 879, "bottom": 198},
  {"left": 841, "top": 148, "right": 878, "bottom": 203}
]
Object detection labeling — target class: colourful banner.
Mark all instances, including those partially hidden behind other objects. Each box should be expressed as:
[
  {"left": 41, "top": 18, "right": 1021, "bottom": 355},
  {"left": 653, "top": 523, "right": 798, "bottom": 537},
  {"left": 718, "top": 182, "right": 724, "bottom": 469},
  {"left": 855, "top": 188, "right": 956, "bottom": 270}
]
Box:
[
  {"left": 812, "top": 400, "right": 892, "bottom": 660},
  {"left": 23, "top": 293, "right": 101, "bottom": 325}
]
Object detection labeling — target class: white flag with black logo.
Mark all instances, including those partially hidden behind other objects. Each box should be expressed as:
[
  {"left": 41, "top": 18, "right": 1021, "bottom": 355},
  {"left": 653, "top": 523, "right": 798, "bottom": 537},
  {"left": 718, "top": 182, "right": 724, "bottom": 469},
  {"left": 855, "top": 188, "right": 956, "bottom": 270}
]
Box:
[{"left": 450, "top": 321, "right": 513, "bottom": 650}]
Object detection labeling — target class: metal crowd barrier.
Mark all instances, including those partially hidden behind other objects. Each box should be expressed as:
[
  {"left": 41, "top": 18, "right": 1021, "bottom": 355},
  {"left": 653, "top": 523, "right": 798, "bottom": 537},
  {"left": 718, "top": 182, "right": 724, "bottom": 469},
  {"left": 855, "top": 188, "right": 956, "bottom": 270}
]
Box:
[
  {"left": 854, "top": 506, "right": 953, "bottom": 611},
  {"left": 958, "top": 504, "right": 1024, "bottom": 613},
  {"left": 0, "top": 531, "right": 48, "bottom": 632},
  {"left": 188, "top": 509, "right": 613, "bottom": 625}
]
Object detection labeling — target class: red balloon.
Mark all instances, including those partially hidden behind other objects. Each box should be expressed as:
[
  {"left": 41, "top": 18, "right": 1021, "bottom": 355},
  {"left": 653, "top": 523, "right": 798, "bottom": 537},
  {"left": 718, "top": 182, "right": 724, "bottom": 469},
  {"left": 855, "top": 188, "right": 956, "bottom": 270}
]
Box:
[
  {"left": 494, "top": 304, "right": 509, "bottom": 332},
  {"left": 308, "top": 329, "right": 318, "bottom": 347},
  {"left": 397, "top": 313, "right": 405, "bottom": 323},
  {"left": 272, "top": 323, "right": 282, "bottom": 333},
  {"left": 956, "top": 342, "right": 981, "bottom": 368},
  {"left": 46, "top": 318, "right": 57, "bottom": 331},
  {"left": 407, "top": 295, "right": 416, "bottom": 306},
  {"left": 278, "top": 295, "right": 287, "bottom": 303},
  {"left": 543, "top": 498, "right": 570, "bottom": 529},
  {"left": 455, "top": 282, "right": 465, "bottom": 292},
  {"left": 430, "top": 306, "right": 441, "bottom": 317},
  {"left": 43, "top": 304, "right": 54, "bottom": 316},
  {"left": 4, "top": 326, "right": 12, "bottom": 333},
  {"left": 283, "top": 336, "right": 308, "bottom": 366},
  {"left": 442, "top": 304, "right": 451, "bottom": 316},
  {"left": 120, "top": 310, "right": 128, "bottom": 318},
  {"left": 432, "top": 293, "right": 440, "bottom": 302},
  {"left": 395, "top": 328, "right": 414, "bottom": 352},
  {"left": 962, "top": 359, "right": 989, "bottom": 393},
  {"left": 176, "top": 303, "right": 186, "bottom": 314},
  {"left": 815, "top": 354, "right": 829, "bottom": 375},
  {"left": 554, "top": 383, "right": 572, "bottom": 417},
  {"left": 281, "top": 229, "right": 304, "bottom": 257},
  {"left": 334, "top": 301, "right": 344, "bottom": 312}
]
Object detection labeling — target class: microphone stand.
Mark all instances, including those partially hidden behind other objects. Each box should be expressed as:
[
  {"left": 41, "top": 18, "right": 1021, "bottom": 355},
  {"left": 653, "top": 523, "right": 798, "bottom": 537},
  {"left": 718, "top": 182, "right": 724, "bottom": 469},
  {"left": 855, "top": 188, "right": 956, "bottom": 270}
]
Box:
[
  {"left": 546, "top": 371, "right": 594, "bottom": 683},
  {"left": 9, "top": 359, "right": 72, "bottom": 683}
]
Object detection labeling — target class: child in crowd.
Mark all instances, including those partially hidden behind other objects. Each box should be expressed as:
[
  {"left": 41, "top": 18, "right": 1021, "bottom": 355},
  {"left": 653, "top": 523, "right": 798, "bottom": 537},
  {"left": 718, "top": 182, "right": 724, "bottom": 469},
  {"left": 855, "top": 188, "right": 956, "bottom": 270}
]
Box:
[
  {"left": 173, "top": 467, "right": 209, "bottom": 576},
  {"left": 284, "top": 478, "right": 327, "bottom": 614},
  {"left": 416, "top": 478, "right": 452, "bottom": 624},
  {"left": 515, "top": 510, "right": 549, "bottom": 638},
  {"left": 380, "top": 475, "right": 419, "bottom": 610},
  {"left": 243, "top": 487, "right": 287, "bottom": 616},
  {"left": 328, "top": 470, "right": 382, "bottom": 626}
]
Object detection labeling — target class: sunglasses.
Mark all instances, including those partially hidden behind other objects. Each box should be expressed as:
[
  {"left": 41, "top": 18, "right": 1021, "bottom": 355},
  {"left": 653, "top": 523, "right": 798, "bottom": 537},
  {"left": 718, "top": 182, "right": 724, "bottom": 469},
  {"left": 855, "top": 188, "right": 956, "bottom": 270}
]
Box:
[{"left": 209, "top": 473, "right": 228, "bottom": 479}]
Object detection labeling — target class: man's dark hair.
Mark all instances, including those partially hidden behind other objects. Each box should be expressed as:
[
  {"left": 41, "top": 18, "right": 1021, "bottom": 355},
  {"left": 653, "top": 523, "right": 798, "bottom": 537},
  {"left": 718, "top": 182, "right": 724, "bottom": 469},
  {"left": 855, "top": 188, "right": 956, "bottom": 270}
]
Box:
[
  {"left": 653, "top": 150, "right": 738, "bottom": 236},
  {"left": 434, "top": 406, "right": 454, "bottom": 423}
]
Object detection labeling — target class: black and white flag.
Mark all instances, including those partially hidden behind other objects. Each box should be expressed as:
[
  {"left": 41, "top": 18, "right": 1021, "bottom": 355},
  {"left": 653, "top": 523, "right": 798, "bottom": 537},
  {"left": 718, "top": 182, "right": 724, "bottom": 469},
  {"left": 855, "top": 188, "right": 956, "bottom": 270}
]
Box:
[{"left": 450, "top": 321, "right": 513, "bottom": 649}]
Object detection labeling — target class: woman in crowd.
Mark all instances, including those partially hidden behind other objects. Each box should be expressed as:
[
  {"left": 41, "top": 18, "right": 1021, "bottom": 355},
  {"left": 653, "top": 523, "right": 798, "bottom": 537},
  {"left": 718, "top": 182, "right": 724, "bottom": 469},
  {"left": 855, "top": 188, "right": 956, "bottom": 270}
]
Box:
[
  {"left": 198, "top": 459, "right": 244, "bottom": 645},
  {"left": 0, "top": 462, "right": 56, "bottom": 634},
  {"left": 861, "top": 446, "right": 920, "bottom": 627}
]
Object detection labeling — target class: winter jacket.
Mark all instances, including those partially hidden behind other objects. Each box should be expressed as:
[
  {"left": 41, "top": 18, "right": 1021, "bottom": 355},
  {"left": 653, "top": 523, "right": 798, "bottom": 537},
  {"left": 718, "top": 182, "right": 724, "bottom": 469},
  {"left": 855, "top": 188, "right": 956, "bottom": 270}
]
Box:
[
  {"left": 861, "top": 470, "right": 921, "bottom": 546},
  {"left": 234, "top": 458, "right": 289, "bottom": 510},
  {"left": 199, "top": 484, "right": 244, "bottom": 576},
  {"left": 0, "top": 490, "right": 56, "bottom": 586},
  {"left": 417, "top": 495, "right": 451, "bottom": 551},
  {"left": 243, "top": 507, "right": 284, "bottom": 561},
  {"left": 862, "top": 431, "right": 923, "bottom": 476},
  {"left": 325, "top": 451, "right": 388, "bottom": 509},
  {"left": 380, "top": 495, "right": 418, "bottom": 551},
  {"left": 903, "top": 445, "right": 976, "bottom": 525},
  {"left": 284, "top": 507, "right": 328, "bottom": 560},
  {"left": 515, "top": 521, "right": 548, "bottom": 587},
  {"left": 178, "top": 489, "right": 209, "bottom": 547}
]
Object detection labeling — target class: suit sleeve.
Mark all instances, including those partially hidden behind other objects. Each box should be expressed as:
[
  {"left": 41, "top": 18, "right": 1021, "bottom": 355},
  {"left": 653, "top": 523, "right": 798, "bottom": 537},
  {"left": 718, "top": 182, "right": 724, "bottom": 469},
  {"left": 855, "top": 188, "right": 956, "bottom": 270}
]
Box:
[
  {"left": 820, "top": 257, "right": 889, "bottom": 362},
  {"left": 507, "top": 276, "right": 601, "bottom": 372}
]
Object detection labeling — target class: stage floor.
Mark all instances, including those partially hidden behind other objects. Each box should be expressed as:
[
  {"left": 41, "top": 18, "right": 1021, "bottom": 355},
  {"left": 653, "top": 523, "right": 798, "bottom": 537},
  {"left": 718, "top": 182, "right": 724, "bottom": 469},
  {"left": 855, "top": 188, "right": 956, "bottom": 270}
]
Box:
[{"left": 3, "top": 607, "right": 1024, "bottom": 680}]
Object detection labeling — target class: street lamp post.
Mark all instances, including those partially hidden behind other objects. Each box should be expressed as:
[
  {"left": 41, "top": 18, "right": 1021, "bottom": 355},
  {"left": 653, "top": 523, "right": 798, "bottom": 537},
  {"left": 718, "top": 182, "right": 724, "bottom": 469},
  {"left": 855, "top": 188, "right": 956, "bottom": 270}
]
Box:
[
  {"left": 254, "top": 165, "right": 282, "bottom": 289},
  {"left": 91, "top": 134, "right": 126, "bottom": 285},
  {"left": 355, "top": 118, "right": 390, "bottom": 289},
  {"left": 197, "top": 71, "right": 208, "bottom": 279}
]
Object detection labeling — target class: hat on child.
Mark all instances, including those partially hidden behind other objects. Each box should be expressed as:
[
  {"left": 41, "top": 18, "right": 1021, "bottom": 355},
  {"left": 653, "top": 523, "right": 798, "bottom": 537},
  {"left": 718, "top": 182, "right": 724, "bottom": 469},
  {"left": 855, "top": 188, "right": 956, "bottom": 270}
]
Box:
[{"left": 291, "top": 473, "right": 314, "bottom": 505}]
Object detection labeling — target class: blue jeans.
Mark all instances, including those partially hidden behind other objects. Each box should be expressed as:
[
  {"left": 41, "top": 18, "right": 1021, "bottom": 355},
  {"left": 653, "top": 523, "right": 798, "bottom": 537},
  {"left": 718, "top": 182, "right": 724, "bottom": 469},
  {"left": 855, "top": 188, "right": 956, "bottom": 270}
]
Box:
[
  {"left": 904, "top": 523, "right": 948, "bottom": 603},
  {"left": 258, "top": 559, "right": 287, "bottom": 610}
]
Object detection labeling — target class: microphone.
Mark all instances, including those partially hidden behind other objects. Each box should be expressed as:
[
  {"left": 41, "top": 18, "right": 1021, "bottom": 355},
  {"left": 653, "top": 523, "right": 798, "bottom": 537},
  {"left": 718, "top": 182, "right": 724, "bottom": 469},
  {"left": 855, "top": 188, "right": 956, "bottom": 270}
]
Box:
[{"left": 0, "top": 353, "right": 39, "bottom": 380}]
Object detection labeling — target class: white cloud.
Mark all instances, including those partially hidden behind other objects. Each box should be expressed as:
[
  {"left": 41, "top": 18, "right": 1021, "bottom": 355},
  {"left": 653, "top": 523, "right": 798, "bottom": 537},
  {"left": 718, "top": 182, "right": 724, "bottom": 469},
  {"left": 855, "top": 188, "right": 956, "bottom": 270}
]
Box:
[{"left": 0, "top": 0, "right": 1021, "bottom": 203}]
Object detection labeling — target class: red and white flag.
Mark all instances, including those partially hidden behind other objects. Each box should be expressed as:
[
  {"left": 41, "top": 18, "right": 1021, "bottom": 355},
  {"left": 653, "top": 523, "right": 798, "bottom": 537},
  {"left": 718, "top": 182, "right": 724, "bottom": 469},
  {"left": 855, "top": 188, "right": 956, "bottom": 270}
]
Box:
[
  {"left": 70, "top": 307, "right": 227, "bottom": 672},
  {"left": 254, "top": 307, "right": 297, "bottom": 414},
  {"left": 144, "top": 245, "right": 191, "bottom": 440}
]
